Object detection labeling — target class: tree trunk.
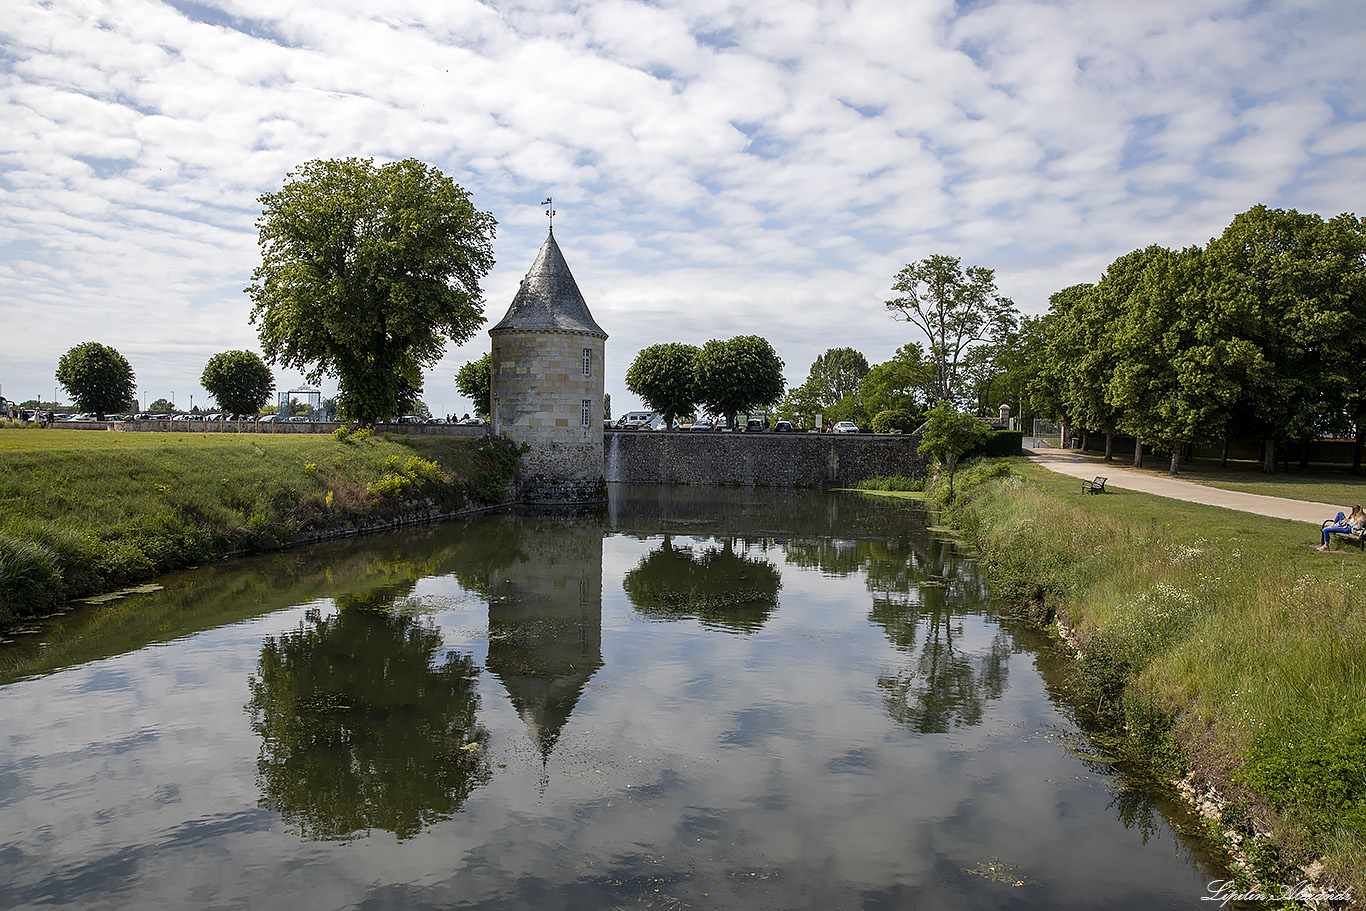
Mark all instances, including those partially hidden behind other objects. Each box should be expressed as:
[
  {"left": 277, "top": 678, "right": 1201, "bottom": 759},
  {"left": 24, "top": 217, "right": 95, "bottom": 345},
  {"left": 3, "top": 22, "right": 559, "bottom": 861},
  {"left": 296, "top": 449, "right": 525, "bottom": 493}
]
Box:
[
  {"left": 1221, "top": 438, "right": 1229, "bottom": 468},
  {"left": 1169, "top": 443, "right": 1181, "bottom": 476},
  {"left": 1133, "top": 434, "right": 1143, "bottom": 469},
  {"left": 1104, "top": 432, "right": 1114, "bottom": 461},
  {"left": 1353, "top": 420, "right": 1363, "bottom": 477},
  {"left": 1262, "top": 436, "right": 1276, "bottom": 475}
]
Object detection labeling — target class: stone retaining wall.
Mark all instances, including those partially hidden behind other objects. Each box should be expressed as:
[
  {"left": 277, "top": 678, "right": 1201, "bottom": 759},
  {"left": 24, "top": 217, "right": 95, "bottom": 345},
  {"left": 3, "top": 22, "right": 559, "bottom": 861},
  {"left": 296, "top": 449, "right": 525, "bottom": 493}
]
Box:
[
  {"left": 72, "top": 422, "right": 926, "bottom": 488},
  {"left": 603, "top": 429, "right": 927, "bottom": 488}
]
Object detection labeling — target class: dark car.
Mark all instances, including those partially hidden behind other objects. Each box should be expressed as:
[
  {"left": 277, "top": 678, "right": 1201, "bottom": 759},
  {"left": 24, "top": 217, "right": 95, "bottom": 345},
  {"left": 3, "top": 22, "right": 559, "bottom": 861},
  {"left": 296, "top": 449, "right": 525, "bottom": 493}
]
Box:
[
  {"left": 744, "top": 419, "right": 767, "bottom": 432},
  {"left": 773, "top": 421, "right": 794, "bottom": 432}
]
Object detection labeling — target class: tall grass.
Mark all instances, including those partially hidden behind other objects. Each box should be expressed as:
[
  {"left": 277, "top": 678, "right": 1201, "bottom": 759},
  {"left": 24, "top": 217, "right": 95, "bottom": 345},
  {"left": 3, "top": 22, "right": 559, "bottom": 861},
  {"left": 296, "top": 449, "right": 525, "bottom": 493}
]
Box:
[
  {"left": 928, "top": 457, "right": 1366, "bottom": 897},
  {"left": 0, "top": 431, "right": 520, "bottom": 628},
  {"left": 853, "top": 474, "right": 925, "bottom": 492}
]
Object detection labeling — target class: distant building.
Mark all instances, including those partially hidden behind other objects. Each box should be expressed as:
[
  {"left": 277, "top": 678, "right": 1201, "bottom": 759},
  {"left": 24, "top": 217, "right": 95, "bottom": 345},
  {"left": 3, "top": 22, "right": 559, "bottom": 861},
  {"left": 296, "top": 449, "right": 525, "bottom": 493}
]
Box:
[{"left": 490, "top": 229, "right": 608, "bottom": 504}]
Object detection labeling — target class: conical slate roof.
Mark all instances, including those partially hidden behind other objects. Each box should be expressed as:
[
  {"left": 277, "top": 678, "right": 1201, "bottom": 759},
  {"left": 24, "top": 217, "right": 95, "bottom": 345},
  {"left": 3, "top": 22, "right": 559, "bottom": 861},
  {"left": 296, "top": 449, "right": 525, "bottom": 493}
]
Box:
[{"left": 490, "top": 230, "right": 607, "bottom": 338}]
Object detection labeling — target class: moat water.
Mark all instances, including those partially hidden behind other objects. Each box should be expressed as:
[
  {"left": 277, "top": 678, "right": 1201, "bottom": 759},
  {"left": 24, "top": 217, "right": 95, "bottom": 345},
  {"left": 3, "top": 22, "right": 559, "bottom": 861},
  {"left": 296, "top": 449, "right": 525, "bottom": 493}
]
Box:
[{"left": 0, "top": 485, "right": 1226, "bottom": 909}]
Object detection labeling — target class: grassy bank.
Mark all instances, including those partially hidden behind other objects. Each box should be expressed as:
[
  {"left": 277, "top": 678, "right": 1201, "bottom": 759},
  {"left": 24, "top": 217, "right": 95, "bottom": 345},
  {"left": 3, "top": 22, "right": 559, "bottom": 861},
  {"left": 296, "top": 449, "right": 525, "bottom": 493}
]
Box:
[
  {"left": 924, "top": 458, "right": 1366, "bottom": 901},
  {"left": 0, "top": 428, "right": 520, "bottom": 630}
]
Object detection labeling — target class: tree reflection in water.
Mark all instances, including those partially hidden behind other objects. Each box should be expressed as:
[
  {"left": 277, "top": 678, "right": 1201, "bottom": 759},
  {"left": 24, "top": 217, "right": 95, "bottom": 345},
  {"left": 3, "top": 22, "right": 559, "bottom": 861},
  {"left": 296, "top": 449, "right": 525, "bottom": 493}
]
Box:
[
  {"left": 246, "top": 592, "right": 489, "bottom": 841},
  {"left": 872, "top": 597, "right": 1011, "bottom": 733},
  {"left": 622, "top": 535, "right": 782, "bottom": 632},
  {"left": 787, "top": 531, "right": 1008, "bottom": 734}
]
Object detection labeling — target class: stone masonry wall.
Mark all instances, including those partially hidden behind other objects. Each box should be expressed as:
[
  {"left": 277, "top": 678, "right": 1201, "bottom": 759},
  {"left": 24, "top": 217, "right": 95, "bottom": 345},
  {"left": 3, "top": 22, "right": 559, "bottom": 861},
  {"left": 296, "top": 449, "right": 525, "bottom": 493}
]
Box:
[
  {"left": 491, "top": 330, "right": 606, "bottom": 503},
  {"left": 603, "top": 430, "right": 928, "bottom": 487}
]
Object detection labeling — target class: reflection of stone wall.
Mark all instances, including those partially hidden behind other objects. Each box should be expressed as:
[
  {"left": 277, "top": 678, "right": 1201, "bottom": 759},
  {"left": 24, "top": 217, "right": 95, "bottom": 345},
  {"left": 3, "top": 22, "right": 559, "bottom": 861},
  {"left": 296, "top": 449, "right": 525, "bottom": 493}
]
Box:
[
  {"left": 492, "top": 332, "right": 606, "bottom": 503},
  {"left": 605, "top": 430, "right": 927, "bottom": 487}
]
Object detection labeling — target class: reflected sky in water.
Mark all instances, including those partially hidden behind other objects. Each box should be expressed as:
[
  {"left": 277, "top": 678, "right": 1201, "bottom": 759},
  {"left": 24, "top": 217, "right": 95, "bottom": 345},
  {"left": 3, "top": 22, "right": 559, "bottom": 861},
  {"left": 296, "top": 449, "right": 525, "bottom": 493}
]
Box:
[{"left": 0, "top": 486, "right": 1221, "bottom": 909}]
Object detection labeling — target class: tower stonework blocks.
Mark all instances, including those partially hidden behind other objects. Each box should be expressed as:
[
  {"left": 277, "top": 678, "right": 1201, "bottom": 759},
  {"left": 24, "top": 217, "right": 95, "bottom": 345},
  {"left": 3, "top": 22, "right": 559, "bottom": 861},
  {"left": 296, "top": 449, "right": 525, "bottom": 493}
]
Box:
[{"left": 490, "top": 230, "right": 608, "bottom": 504}]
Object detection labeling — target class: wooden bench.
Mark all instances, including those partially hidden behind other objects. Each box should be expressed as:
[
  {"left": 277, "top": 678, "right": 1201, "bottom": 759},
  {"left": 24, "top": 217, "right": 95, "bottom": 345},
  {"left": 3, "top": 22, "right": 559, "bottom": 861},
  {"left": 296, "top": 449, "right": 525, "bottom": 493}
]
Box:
[
  {"left": 1322, "top": 520, "right": 1366, "bottom": 551},
  {"left": 1081, "top": 477, "right": 1107, "bottom": 494}
]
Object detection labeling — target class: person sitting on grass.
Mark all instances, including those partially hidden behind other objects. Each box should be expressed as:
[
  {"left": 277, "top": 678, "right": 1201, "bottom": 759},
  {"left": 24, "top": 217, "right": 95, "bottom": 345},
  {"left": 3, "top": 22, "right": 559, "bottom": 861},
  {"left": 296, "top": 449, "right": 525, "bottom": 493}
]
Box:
[{"left": 1318, "top": 505, "right": 1366, "bottom": 551}]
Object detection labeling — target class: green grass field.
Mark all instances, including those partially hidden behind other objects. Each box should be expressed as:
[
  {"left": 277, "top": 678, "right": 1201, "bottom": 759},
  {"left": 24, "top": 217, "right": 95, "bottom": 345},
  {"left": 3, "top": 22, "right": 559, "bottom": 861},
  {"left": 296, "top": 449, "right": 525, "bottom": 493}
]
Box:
[
  {"left": 923, "top": 458, "right": 1366, "bottom": 900},
  {"left": 0, "top": 428, "right": 519, "bottom": 627}
]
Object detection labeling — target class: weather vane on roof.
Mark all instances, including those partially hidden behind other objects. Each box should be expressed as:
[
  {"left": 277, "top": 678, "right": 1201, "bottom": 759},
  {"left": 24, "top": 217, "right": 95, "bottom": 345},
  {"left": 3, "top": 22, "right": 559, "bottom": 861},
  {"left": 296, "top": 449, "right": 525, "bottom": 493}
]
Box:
[{"left": 542, "top": 196, "right": 555, "bottom": 232}]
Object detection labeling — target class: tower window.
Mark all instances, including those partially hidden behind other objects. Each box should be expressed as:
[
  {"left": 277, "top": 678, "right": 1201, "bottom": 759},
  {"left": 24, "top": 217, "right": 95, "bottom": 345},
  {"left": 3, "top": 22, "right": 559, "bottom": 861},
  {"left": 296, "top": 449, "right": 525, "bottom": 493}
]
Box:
[
  {"left": 581, "top": 399, "right": 591, "bottom": 426},
  {"left": 582, "top": 348, "right": 592, "bottom": 376}
]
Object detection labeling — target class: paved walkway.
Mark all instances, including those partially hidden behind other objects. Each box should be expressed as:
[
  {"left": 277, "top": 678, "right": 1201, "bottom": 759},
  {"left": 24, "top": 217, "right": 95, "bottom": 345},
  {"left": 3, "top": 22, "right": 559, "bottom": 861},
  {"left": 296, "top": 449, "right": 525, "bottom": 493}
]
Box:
[{"left": 1024, "top": 448, "right": 1339, "bottom": 525}]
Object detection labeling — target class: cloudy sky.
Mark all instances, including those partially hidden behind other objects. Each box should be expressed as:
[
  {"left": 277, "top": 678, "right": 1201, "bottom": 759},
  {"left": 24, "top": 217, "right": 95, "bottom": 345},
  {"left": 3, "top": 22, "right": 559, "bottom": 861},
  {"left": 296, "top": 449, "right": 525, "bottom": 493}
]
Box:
[{"left": 2, "top": 0, "right": 1363, "bottom": 417}]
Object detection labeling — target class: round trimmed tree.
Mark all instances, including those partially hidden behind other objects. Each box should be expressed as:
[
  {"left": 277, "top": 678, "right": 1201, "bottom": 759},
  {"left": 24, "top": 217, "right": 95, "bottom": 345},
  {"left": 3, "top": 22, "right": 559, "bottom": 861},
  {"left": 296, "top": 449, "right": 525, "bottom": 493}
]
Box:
[
  {"left": 625, "top": 343, "right": 699, "bottom": 429},
  {"left": 201, "top": 350, "right": 275, "bottom": 417},
  {"left": 56, "top": 342, "right": 135, "bottom": 420},
  {"left": 694, "top": 336, "right": 785, "bottom": 430}
]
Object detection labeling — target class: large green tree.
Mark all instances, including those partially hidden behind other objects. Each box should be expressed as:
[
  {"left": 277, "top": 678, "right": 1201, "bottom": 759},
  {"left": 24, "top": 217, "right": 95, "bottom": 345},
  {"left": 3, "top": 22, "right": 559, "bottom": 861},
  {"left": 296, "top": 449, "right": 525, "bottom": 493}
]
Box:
[
  {"left": 1104, "top": 245, "right": 1252, "bottom": 475},
  {"left": 804, "top": 347, "right": 870, "bottom": 409},
  {"left": 247, "top": 157, "right": 496, "bottom": 426},
  {"left": 1205, "top": 205, "right": 1366, "bottom": 473},
  {"left": 201, "top": 350, "right": 274, "bottom": 417},
  {"left": 55, "top": 342, "right": 135, "bottom": 420},
  {"left": 625, "top": 343, "right": 700, "bottom": 429},
  {"left": 455, "top": 353, "right": 492, "bottom": 419},
  {"left": 885, "top": 254, "right": 1018, "bottom": 406},
  {"left": 694, "top": 336, "right": 785, "bottom": 429},
  {"left": 1040, "top": 281, "right": 1126, "bottom": 460}
]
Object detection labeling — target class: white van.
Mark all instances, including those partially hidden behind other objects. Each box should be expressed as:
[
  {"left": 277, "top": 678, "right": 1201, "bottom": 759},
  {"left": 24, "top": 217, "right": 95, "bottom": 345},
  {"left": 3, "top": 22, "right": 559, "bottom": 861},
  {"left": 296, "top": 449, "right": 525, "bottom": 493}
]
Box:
[{"left": 617, "top": 411, "right": 656, "bottom": 429}]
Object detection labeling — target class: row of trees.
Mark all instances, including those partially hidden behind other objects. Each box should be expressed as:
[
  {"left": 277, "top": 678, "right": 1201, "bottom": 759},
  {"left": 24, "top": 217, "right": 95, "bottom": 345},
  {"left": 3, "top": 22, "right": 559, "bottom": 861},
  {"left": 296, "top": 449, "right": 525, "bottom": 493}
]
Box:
[
  {"left": 773, "top": 256, "right": 1022, "bottom": 431},
  {"left": 51, "top": 341, "right": 277, "bottom": 419},
  {"left": 624, "top": 336, "right": 785, "bottom": 428},
  {"left": 1029, "top": 205, "right": 1366, "bottom": 474}
]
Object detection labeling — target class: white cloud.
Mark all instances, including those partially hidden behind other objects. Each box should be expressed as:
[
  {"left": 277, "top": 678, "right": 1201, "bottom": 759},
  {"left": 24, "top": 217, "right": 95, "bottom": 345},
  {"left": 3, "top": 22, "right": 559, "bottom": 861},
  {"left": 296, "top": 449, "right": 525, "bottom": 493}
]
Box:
[{"left": 0, "top": 0, "right": 1362, "bottom": 415}]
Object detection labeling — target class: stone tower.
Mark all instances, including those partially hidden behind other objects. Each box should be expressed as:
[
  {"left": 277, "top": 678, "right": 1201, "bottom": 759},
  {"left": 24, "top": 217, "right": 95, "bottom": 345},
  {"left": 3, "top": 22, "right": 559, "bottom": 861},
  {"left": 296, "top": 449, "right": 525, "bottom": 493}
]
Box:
[{"left": 490, "top": 229, "right": 608, "bottom": 504}]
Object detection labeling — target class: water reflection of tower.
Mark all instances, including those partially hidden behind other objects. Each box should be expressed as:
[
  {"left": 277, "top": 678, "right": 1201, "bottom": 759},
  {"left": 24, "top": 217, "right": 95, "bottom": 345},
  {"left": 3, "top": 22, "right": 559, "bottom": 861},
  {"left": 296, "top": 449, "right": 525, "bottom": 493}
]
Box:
[{"left": 484, "top": 516, "right": 604, "bottom": 769}]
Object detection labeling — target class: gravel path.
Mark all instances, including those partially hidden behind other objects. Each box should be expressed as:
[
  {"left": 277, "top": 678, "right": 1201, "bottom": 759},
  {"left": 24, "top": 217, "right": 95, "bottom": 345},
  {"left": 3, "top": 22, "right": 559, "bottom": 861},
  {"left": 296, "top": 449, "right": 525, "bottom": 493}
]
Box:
[{"left": 1024, "top": 448, "right": 1340, "bottom": 525}]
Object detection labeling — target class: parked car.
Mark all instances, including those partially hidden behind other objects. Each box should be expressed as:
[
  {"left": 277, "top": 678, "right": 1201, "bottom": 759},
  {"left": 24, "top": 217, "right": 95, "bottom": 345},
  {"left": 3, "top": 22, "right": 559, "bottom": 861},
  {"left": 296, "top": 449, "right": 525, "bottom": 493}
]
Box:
[
  {"left": 773, "top": 421, "right": 794, "bottom": 432},
  {"left": 832, "top": 421, "right": 860, "bottom": 433},
  {"left": 257, "top": 414, "right": 277, "bottom": 422},
  {"left": 689, "top": 420, "right": 714, "bottom": 432},
  {"left": 744, "top": 419, "right": 767, "bottom": 432},
  {"left": 617, "top": 411, "right": 656, "bottom": 430}
]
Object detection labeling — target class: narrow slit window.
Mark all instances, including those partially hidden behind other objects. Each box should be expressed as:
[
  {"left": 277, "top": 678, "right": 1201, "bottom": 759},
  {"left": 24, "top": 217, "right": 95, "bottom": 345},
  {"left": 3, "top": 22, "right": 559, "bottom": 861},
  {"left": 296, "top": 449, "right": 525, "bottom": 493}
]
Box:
[
  {"left": 582, "top": 348, "right": 592, "bottom": 376},
  {"left": 581, "top": 399, "right": 591, "bottom": 426}
]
